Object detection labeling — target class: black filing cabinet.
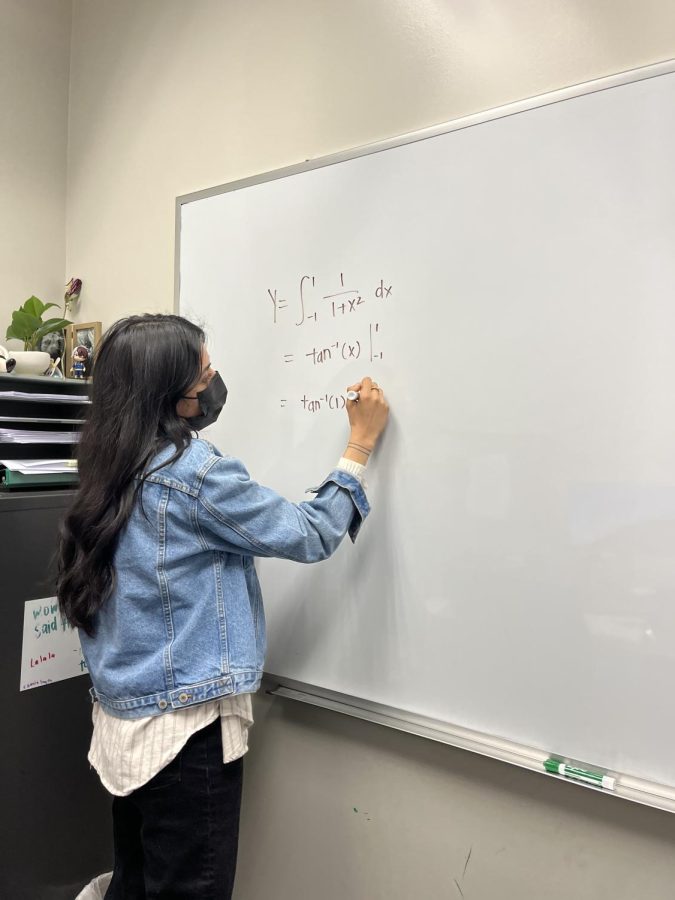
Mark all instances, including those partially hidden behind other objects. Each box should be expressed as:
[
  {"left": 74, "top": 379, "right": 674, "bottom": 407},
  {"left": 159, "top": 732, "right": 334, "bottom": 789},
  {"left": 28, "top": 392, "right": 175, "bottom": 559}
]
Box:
[{"left": 0, "top": 490, "right": 112, "bottom": 899}]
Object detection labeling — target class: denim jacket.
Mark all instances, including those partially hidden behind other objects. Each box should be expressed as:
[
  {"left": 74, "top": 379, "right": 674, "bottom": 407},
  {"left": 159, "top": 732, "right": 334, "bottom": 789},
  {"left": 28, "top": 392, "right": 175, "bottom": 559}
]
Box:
[{"left": 79, "top": 438, "right": 369, "bottom": 719}]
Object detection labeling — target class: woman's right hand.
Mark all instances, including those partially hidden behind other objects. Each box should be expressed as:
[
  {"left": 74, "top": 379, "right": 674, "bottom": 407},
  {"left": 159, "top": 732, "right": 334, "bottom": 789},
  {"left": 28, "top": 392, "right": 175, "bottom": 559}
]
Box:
[{"left": 345, "top": 377, "right": 389, "bottom": 453}]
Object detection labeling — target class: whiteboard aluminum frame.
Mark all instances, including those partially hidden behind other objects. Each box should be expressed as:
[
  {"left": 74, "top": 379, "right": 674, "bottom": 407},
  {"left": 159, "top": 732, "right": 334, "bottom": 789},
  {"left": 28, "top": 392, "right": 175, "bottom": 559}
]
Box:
[
  {"left": 175, "top": 58, "right": 675, "bottom": 812},
  {"left": 265, "top": 675, "right": 675, "bottom": 816}
]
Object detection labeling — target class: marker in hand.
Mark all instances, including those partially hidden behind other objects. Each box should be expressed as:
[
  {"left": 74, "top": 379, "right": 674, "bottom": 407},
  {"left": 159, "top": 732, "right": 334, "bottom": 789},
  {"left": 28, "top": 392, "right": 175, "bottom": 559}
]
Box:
[{"left": 347, "top": 379, "right": 384, "bottom": 402}]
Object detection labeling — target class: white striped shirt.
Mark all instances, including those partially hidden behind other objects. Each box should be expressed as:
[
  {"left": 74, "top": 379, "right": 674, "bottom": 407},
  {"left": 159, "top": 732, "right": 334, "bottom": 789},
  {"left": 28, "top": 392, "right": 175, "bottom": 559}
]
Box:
[{"left": 89, "top": 694, "right": 253, "bottom": 797}]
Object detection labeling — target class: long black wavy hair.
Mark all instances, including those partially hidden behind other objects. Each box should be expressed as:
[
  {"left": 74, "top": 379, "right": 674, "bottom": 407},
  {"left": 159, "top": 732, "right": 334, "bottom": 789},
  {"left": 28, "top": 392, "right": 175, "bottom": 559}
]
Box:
[{"left": 57, "top": 314, "right": 206, "bottom": 635}]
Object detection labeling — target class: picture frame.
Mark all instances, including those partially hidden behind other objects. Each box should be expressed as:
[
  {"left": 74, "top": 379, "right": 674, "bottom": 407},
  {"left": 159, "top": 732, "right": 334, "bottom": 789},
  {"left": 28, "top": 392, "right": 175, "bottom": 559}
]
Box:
[{"left": 65, "top": 321, "right": 102, "bottom": 379}]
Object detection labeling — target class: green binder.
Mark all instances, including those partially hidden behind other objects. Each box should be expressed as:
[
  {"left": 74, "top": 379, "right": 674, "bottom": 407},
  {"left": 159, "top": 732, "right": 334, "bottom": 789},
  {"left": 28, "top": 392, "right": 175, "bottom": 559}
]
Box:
[{"left": 1, "top": 469, "right": 79, "bottom": 489}]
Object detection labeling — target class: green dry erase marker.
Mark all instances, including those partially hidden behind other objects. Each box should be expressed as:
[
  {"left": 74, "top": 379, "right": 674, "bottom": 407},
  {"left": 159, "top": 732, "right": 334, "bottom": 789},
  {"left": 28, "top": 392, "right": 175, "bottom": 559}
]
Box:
[{"left": 544, "top": 758, "right": 616, "bottom": 790}]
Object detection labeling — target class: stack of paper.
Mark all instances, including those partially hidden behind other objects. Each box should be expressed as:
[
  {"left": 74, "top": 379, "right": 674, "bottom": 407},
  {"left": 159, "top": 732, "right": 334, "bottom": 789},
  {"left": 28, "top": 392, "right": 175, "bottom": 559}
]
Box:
[
  {"left": 1, "top": 390, "right": 90, "bottom": 404},
  {"left": 1, "top": 459, "right": 78, "bottom": 475},
  {"left": 0, "top": 428, "right": 80, "bottom": 443}
]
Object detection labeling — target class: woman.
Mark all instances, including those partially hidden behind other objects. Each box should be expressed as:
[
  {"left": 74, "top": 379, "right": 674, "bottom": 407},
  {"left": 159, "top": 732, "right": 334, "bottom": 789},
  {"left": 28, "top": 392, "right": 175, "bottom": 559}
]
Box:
[{"left": 57, "top": 314, "right": 389, "bottom": 899}]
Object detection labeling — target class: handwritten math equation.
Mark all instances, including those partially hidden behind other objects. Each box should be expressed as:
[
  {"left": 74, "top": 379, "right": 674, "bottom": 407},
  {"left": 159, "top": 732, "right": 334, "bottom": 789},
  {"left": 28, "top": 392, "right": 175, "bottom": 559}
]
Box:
[
  {"left": 283, "top": 322, "right": 383, "bottom": 367},
  {"left": 280, "top": 392, "right": 351, "bottom": 412},
  {"left": 267, "top": 271, "right": 394, "bottom": 413},
  {"left": 267, "top": 272, "right": 393, "bottom": 326}
]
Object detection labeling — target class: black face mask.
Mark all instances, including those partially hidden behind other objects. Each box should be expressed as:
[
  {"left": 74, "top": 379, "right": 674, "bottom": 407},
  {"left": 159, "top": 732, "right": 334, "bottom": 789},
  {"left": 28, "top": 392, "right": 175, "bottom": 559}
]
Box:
[{"left": 183, "top": 372, "right": 228, "bottom": 430}]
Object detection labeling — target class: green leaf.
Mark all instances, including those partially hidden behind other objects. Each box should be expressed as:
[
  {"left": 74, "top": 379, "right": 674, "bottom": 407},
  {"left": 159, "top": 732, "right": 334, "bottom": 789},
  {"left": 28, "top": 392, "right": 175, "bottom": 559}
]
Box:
[
  {"left": 11, "top": 310, "right": 41, "bottom": 339},
  {"left": 38, "top": 316, "right": 72, "bottom": 331},
  {"left": 22, "top": 296, "right": 48, "bottom": 318},
  {"left": 5, "top": 297, "right": 71, "bottom": 349},
  {"left": 33, "top": 318, "right": 72, "bottom": 342}
]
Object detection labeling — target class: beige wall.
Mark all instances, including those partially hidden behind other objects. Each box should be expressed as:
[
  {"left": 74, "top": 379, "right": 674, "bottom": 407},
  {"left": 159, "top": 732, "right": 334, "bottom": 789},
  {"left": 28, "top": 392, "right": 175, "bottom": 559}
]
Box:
[
  {"left": 66, "top": 0, "right": 675, "bottom": 329},
  {"left": 0, "top": 0, "right": 71, "bottom": 348}
]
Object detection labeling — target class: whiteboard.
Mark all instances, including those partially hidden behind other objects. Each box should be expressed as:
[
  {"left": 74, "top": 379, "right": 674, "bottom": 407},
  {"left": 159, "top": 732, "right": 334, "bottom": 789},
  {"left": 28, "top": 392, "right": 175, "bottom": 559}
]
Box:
[{"left": 178, "top": 62, "right": 675, "bottom": 795}]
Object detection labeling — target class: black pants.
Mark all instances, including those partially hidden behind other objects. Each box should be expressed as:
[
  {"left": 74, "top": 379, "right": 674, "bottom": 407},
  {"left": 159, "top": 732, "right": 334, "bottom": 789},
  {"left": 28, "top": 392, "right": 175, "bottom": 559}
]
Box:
[{"left": 105, "top": 718, "right": 243, "bottom": 900}]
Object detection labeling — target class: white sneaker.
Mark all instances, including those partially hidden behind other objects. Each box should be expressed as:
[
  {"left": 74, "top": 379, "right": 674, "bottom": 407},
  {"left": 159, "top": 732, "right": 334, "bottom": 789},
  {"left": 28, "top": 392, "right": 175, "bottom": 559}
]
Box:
[{"left": 74, "top": 872, "right": 113, "bottom": 900}]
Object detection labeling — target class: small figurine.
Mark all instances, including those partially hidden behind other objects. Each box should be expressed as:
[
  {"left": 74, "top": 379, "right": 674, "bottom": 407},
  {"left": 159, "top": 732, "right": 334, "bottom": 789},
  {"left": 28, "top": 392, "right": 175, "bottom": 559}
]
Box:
[{"left": 70, "top": 345, "right": 90, "bottom": 379}]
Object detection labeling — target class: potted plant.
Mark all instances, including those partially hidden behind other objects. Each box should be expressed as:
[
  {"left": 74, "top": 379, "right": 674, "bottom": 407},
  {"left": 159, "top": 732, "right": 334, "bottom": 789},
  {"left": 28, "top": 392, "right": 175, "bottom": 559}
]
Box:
[{"left": 5, "top": 295, "right": 73, "bottom": 375}]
